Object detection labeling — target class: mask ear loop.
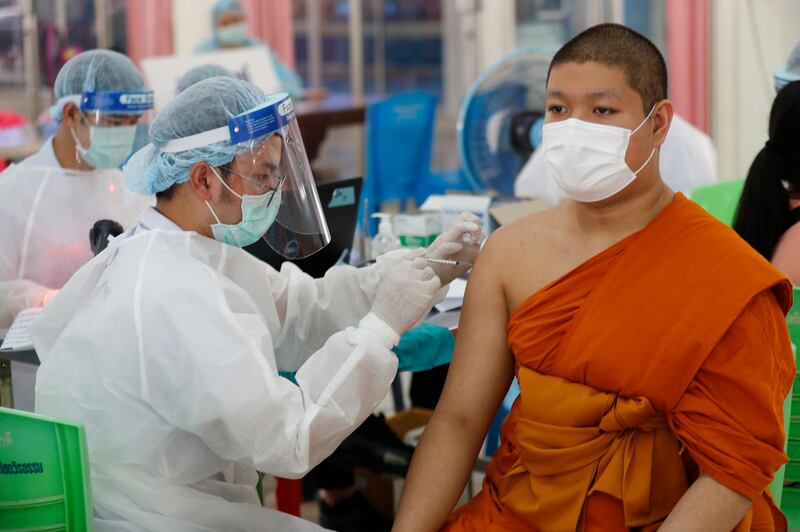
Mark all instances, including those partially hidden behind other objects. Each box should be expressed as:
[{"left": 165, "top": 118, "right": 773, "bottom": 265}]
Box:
[
  {"left": 209, "top": 165, "right": 244, "bottom": 200},
  {"left": 205, "top": 164, "right": 243, "bottom": 226},
  {"left": 69, "top": 111, "right": 91, "bottom": 165},
  {"left": 205, "top": 200, "right": 223, "bottom": 225},
  {"left": 632, "top": 147, "right": 657, "bottom": 175},
  {"left": 629, "top": 104, "right": 659, "bottom": 175},
  {"left": 629, "top": 104, "right": 658, "bottom": 136}
]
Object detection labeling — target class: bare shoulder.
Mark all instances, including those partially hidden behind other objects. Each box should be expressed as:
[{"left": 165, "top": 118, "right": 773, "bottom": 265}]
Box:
[
  {"left": 480, "top": 202, "right": 571, "bottom": 270},
  {"left": 475, "top": 203, "right": 574, "bottom": 310},
  {"left": 772, "top": 223, "right": 800, "bottom": 286}
]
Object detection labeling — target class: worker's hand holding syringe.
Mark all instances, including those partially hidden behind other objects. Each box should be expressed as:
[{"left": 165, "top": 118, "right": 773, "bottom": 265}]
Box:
[{"left": 424, "top": 212, "right": 484, "bottom": 284}]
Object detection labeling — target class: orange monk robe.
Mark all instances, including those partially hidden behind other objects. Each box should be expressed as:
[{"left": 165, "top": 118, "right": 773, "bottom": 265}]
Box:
[{"left": 447, "top": 194, "right": 794, "bottom": 532}]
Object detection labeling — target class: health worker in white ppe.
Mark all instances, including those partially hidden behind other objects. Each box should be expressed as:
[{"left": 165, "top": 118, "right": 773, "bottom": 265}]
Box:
[
  {"left": 194, "top": 0, "right": 306, "bottom": 101},
  {"left": 514, "top": 113, "right": 717, "bottom": 205},
  {"left": 0, "top": 49, "right": 153, "bottom": 411},
  {"left": 32, "top": 77, "right": 482, "bottom": 532},
  {"left": 175, "top": 63, "right": 234, "bottom": 95}
]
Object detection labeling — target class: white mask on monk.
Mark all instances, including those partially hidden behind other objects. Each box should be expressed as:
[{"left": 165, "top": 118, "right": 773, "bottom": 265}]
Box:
[{"left": 542, "top": 106, "right": 656, "bottom": 203}]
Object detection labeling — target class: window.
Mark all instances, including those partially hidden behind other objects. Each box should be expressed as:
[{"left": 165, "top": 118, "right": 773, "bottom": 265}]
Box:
[
  {"left": 515, "top": 0, "right": 666, "bottom": 58},
  {"left": 293, "top": 0, "right": 444, "bottom": 98},
  {"left": 0, "top": 0, "right": 126, "bottom": 122}
]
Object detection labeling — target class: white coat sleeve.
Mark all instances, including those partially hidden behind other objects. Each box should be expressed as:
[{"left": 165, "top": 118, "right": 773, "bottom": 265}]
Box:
[
  {"left": 0, "top": 174, "right": 51, "bottom": 329},
  {"left": 139, "top": 269, "right": 399, "bottom": 479},
  {"left": 514, "top": 148, "right": 568, "bottom": 206},
  {"left": 0, "top": 279, "right": 52, "bottom": 330},
  {"left": 267, "top": 248, "right": 412, "bottom": 371}
]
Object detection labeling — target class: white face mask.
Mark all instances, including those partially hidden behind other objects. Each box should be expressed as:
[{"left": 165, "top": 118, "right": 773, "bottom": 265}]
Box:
[{"left": 542, "top": 106, "right": 656, "bottom": 203}]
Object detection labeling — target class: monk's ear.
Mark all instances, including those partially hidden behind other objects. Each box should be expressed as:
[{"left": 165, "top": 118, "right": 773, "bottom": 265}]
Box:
[{"left": 651, "top": 100, "right": 673, "bottom": 148}]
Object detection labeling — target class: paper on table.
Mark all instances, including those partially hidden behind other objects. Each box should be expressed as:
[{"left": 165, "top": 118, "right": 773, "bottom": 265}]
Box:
[
  {"left": 435, "top": 278, "right": 467, "bottom": 313},
  {"left": 446, "top": 278, "right": 467, "bottom": 298},
  {"left": 0, "top": 307, "right": 42, "bottom": 352}
]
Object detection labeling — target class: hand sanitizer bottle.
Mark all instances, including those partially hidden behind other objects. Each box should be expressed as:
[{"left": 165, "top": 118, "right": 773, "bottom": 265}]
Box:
[{"left": 371, "top": 213, "right": 401, "bottom": 261}]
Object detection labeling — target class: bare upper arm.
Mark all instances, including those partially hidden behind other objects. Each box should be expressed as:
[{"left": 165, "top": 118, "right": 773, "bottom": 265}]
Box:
[
  {"left": 433, "top": 230, "right": 516, "bottom": 436},
  {"left": 771, "top": 223, "right": 800, "bottom": 285}
]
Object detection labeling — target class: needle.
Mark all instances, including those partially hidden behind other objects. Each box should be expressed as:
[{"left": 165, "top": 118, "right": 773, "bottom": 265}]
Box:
[{"left": 425, "top": 258, "right": 472, "bottom": 267}]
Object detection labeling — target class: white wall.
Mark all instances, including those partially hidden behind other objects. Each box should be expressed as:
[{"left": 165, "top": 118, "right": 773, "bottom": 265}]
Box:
[
  {"left": 712, "top": 0, "right": 800, "bottom": 181},
  {"left": 442, "top": 0, "right": 516, "bottom": 118},
  {"left": 173, "top": 0, "right": 217, "bottom": 54}
]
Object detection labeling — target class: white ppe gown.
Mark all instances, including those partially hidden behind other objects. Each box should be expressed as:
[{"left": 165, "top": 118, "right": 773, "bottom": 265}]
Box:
[
  {"left": 17, "top": 136, "right": 59, "bottom": 168},
  {"left": 32, "top": 208, "right": 414, "bottom": 531},
  {"left": 0, "top": 162, "right": 151, "bottom": 410}
]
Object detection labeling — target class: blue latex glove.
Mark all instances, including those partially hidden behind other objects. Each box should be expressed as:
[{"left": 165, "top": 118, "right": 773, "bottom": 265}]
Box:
[
  {"left": 278, "top": 370, "right": 298, "bottom": 385},
  {"left": 394, "top": 323, "right": 455, "bottom": 373},
  {"left": 279, "top": 324, "right": 454, "bottom": 380}
]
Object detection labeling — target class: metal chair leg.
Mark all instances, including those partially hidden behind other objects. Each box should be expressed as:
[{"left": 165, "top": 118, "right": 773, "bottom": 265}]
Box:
[{"left": 0, "top": 359, "right": 14, "bottom": 408}]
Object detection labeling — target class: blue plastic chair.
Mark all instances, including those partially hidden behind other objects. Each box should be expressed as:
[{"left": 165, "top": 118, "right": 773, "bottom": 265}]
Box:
[
  {"left": 362, "top": 91, "right": 474, "bottom": 233},
  {"left": 485, "top": 379, "right": 520, "bottom": 457}
]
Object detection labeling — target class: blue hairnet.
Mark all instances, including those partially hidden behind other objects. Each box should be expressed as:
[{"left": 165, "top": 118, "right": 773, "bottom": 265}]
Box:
[
  {"left": 212, "top": 0, "right": 245, "bottom": 28},
  {"left": 775, "top": 42, "right": 800, "bottom": 93},
  {"left": 124, "top": 77, "right": 268, "bottom": 195},
  {"left": 788, "top": 42, "right": 800, "bottom": 75},
  {"left": 50, "top": 49, "right": 145, "bottom": 121},
  {"left": 175, "top": 64, "right": 233, "bottom": 95}
]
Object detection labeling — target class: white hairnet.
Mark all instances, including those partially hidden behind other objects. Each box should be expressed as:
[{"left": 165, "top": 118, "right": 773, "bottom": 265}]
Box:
[
  {"left": 176, "top": 64, "right": 233, "bottom": 95},
  {"left": 50, "top": 49, "right": 146, "bottom": 121},
  {"left": 212, "top": 0, "right": 245, "bottom": 28},
  {"left": 124, "top": 77, "right": 269, "bottom": 195}
]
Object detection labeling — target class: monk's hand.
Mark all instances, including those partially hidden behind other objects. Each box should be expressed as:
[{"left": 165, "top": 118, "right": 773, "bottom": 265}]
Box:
[{"left": 424, "top": 211, "right": 484, "bottom": 285}]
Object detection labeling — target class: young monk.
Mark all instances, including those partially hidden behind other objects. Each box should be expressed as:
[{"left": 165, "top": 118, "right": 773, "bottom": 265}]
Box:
[{"left": 393, "top": 24, "right": 794, "bottom": 532}]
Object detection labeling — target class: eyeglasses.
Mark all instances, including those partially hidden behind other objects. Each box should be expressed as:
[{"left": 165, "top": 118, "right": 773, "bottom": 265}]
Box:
[
  {"left": 222, "top": 166, "right": 286, "bottom": 196},
  {"left": 266, "top": 175, "right": 286, "bottom": 207}
]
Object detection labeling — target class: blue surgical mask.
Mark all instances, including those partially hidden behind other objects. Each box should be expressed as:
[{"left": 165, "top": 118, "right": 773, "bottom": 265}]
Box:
[
  {"left": 206, "top": 166, "right": 282, "bottom": 247},
  {"left": 217, "top": 23, "right": 249, "bottom": 47},
  {"left": 71, "top": 124, "right": 138, "bottom": 169}
]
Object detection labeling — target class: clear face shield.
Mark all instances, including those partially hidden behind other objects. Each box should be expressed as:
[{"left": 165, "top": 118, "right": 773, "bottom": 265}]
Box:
[
  {"left": 80, "top": 91, "right": 153, "bottom": 124},
  {"left": 71, "top": 91, "right": 154, "bottom": 169},
  {"left": 262, "top": 121, "right": 330, "bottom": 259},
  {"left": 161, "top": 93, "right": 331, "bottom": 258},
  {"left": 225, "top": 95, "right": 330, "bottom": 258}
]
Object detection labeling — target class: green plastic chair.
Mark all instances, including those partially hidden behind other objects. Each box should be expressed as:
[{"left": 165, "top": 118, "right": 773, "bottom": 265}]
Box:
[
  {"left": 779, "top": 288, "right": 800, "bottom": 522},
  {"left": 772, "top": 347, "right": 796, "bottom": 508},
  {"left": 690, "top": 179, "right": 745, "bottom": 227},
  {"left": 0, "top": 407, "right": 93, "bottom": 531}
]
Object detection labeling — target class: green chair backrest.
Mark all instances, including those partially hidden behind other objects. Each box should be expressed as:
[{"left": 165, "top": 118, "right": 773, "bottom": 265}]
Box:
[
  {"left": 690, "top": 179, "right": 745, "bottom": 226},
  {"left": 0, "top": 407, "right": 93, "bottom": 531},
  {"left": 772, "top": 347, "right": 796, "bottom": 507},
  {"left": 773, "top": 287, "right": 800, "bottom": 507},
  {"left": 787, "top": 287, "right": 800, "bottom": 349}
]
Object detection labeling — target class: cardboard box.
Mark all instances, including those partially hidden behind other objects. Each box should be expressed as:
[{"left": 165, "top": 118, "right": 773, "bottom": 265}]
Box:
[
  {"left": 394, "top": 213, "right": 441, "bottom": 248},
  {"left": 420, "top": 194, "right": 492, "bottom": 236},
  {"left": 488, "top": 198, "right": 550, "bottom": 227}
]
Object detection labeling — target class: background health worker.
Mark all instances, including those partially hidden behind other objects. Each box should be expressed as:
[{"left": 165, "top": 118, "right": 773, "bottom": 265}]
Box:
[{"left": 0, "top": 49, "right": 154, "bottom": 411}]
